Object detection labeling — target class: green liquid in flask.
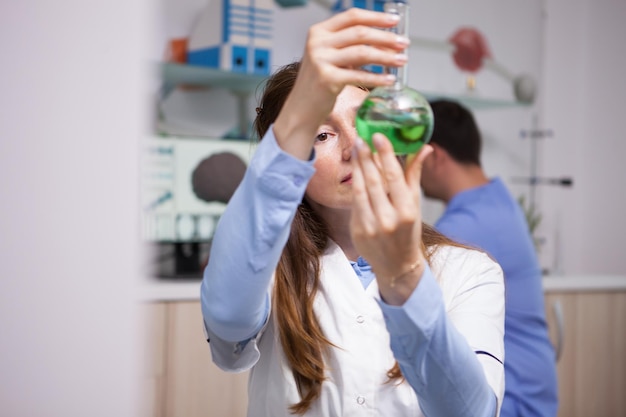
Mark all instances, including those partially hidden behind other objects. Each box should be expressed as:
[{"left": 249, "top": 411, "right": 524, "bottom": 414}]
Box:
[{"left": 356, "top": 87, "right": 434, "bottom": 155}]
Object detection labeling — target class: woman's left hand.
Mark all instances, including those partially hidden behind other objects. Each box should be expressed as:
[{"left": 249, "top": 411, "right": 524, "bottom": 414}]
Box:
[{"left": 350, "top": 133, "right": 433, "bottom": 305}]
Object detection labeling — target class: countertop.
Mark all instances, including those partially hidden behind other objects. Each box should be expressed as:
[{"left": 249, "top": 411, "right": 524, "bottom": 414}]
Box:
[
  {"left": 138, "top": 275, "right": 626, "bottom": 302},
  {"left": 542, "top": 274, "right": 626, "bottom": 292}
]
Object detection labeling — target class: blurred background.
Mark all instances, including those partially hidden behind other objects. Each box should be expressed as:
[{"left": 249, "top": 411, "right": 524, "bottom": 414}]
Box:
[{"left": 1, "top": 0, "right": 624, "bottom": 416}]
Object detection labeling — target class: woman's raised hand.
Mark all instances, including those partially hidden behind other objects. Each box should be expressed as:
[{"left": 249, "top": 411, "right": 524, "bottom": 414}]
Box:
[
  {"left": 274, "top": 8, "right": 410, "bottom": 160},
  {"left": 350, "top": 134, "right": 433, "bottom": 306}
]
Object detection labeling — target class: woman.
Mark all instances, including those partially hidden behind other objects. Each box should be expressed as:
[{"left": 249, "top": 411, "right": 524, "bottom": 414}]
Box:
[{"left": 201, "top": 8, "right": 505, "bottom": 417}]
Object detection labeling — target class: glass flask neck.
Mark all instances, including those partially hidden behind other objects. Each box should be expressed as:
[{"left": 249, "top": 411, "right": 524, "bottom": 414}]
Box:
[{"left": 384, "top": 1, "right": 409, "bottom": 89}]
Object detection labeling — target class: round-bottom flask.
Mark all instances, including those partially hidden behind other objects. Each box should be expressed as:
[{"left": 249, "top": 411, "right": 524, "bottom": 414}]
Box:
[
  {"left": 356, "top": 85, "right": 433, "bottom": 155},
  {"left": 355, "top": 0, "right": 434, "bottom": 155}
]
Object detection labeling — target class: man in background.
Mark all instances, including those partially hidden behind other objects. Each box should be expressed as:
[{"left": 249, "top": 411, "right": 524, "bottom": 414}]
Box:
[{"left": 421, "top": 99, "right": 558, "bottom": 417}]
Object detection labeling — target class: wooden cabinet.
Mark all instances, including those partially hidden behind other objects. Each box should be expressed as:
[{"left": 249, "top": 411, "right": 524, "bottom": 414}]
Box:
[
  {"left": 544, "top": 290, "right": 626, "bottom": 417},
  {"left": 141, "top": 290, "right": 625, "bottom": 417},
  {"left": 140, "top": 302, "right": 168, "bottom": 417},
  {"left": 141, "top": 301, "right": 249, "bottom": 417}
]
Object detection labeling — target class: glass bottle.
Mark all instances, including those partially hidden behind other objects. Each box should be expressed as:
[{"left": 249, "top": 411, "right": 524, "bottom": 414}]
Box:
[{"left": 355, "top": 0, "right": 434, "bottom": 155}]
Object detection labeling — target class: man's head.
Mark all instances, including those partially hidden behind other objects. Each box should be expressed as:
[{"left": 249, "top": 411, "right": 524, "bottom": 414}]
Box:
[
  {"left": 429, "top": 99, "right": 482, "bottom": 165},
  {"left": 421, "top": 99, "right": 485, "bottom": 202}
]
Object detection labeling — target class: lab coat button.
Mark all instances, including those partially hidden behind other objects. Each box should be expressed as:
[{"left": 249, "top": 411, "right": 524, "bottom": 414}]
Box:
[
  {"left": 356, "top": 396, "right": 366, "bottom": 405},
  {"left": 356, "top": 315, "right": 365, "bottom": 323}
]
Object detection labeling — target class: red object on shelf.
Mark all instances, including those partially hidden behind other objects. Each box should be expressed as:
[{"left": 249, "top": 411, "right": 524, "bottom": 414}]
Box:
[
  {"left": 448, "top": 27, "right": 492, "bottom": 73},
  {"left": 166, "top": 38, "right": 189, "bottom": 64}
]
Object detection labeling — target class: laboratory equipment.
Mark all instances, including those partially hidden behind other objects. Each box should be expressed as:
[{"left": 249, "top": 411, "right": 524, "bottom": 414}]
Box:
[{"left": 355, "top": 0, "right": 434, "bottom": 155}]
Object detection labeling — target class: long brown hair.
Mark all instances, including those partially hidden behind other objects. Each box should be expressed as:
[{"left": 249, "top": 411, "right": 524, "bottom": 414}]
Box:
[{"left": 254, "top": 61, "right": 470, "bottom": 414}]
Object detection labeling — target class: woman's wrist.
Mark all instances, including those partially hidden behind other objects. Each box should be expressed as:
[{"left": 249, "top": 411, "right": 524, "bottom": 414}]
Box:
[
  {"left": 389, "top": 259, "right": 422, "bottom": 288},
  {"left": 378, "top": 256, "right": 426, "bottom": 306},
  {"left": 273, "top": 113, "right": 317, "bottom": 161}
]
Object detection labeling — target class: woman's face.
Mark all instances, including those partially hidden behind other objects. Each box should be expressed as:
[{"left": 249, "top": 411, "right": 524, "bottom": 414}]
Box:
[{"left": 305, "top": 85, "right": 368, "bottom": 214}]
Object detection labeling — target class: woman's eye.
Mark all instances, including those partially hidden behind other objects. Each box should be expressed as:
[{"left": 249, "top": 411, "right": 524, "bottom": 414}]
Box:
[{"left": 315, "top": 132, "right": 329, "bottom": 142}]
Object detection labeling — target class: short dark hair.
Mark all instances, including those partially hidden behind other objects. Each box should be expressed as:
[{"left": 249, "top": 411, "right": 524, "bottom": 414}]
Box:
[{"left": 429, "top": 99, "right": 482, "bottom": 166}]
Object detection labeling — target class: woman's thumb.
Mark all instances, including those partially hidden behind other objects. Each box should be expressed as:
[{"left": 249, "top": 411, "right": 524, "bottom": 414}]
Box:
[{"left": 405, "top": 144, "right": 433, "bottom": 190}]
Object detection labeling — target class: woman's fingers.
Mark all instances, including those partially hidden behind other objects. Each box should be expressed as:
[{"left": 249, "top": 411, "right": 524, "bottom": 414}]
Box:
[
  {"left": 356, "top": 134, "right": 432, "bottom": 229},
  {"left": 405, "top": 144, "right": 434, "bottom": 202},
  {"left": 320, "top": 66, "right": 393, "bottom": 90},
  {"left": 353, "top": 134, "right": 431, "bottom": 217},
  {"left": 350, "top": 140, "right": 377, "bottom": 235},
  {"left": 370, "top": 134, "right": 415, "bottom": 216},
  {"left": 318, "top": 7, "right": 401, "bottom": 33},
  {"left": 353, "top": 137, "right": 398, "bottom": 226},
  {"left": 276, "top": 7, "right": 412, "bottom": 155},
  {"left": 329, "top": 24, "right": 409, "bottom": 51},
  {"left": 351, "top": 134, "right": 424, "bottom": 286},
  {"left": 304, "top": 8, "right": 409, "bottom": 84},
  {"left": 329, "top": 45, "right": 407, "bottom": 71}
]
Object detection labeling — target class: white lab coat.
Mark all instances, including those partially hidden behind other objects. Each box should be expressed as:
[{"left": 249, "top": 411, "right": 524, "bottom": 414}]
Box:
[{"left": 208, "top": 241, "right": 505, "bottom": 417}]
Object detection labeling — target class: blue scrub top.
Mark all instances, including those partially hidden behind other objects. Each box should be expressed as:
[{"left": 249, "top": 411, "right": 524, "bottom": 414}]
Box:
[{"left": 435, "top": 178, "right": 558, "bottom": 417}]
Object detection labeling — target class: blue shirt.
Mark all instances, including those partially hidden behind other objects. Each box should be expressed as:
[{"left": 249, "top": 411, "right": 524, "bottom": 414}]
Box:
[
  {"left": 436, "top": 178, "right": 558, "bottom": 417},
  {"left": 201, "top": 127, "right": 500, "bottom": 416}
]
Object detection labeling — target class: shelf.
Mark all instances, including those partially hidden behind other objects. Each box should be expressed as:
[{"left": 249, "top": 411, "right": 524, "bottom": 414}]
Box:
[
  {"left": 159, "top": 62, "right": 267, "bottom": 94},
  {"left": 542, "top": 275, "right": 626, "bottom": 293},
  {"left": 158, "top": 62, "right": 530, "bottom": 110},
  {"left": 421, "top": 91, "right": 532, "bottom": 111}
]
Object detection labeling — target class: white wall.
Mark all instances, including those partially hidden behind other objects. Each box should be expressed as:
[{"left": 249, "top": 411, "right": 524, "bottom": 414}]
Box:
[
  {"left": 539, "top": 0, "right": 626, "bottom": 275},
  {"left": 0, "top": 1, "right": 151, "bottom": 415}
]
